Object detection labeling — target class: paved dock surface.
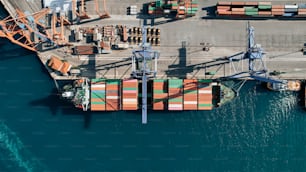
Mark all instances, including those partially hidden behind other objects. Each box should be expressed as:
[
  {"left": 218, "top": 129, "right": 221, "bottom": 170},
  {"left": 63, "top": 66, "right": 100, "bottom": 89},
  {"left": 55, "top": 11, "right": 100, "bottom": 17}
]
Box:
[{"left": 3, "top": 0, "right": 306, "bottom": 80}]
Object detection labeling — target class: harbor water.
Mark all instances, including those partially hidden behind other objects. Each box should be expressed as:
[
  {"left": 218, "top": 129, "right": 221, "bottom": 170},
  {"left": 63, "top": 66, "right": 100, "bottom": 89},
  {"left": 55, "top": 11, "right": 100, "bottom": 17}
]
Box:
[{"left": 0, "top": 39, "right": 306, "bottom": 172}]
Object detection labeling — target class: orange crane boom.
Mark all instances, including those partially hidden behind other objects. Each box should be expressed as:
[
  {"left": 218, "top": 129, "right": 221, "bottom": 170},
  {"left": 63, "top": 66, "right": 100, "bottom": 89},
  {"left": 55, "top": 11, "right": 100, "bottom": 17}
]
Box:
[
  {"left": 94, "top": 0, "right": 110, "bottom": 19},
  {"left": 72, "top": 0, "right": 90, "bottom": 20}
]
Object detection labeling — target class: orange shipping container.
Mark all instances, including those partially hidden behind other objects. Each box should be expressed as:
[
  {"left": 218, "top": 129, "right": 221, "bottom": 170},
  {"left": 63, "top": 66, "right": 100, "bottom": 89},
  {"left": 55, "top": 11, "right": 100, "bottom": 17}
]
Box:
[
  {"left": 217, "top": 2, "right": 231, "bottom": 6},
  {"left": 231, "top": 1, "right": 245, "bottom": 6}
]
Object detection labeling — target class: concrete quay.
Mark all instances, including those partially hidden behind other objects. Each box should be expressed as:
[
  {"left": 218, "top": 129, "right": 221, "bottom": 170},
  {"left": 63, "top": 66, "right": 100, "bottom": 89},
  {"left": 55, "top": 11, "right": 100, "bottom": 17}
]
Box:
[{"left": 2, "top": 0, "right": 306, "bottom": 81}]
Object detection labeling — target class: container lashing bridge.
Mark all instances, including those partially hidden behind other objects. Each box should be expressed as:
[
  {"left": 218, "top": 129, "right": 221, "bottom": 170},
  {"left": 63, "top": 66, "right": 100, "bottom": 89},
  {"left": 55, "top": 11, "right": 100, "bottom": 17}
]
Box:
[{"left": 131, "top": 26, "right": 159, "bottom": 124}]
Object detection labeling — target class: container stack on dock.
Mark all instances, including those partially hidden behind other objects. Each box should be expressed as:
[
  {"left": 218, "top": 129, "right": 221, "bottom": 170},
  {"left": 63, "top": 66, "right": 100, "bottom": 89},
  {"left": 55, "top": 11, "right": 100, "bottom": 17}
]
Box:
[
  {"left": 122, "top": 79, "right": 138, "bottom": 110},
  {"left": 168, "top": 79, "right": 183, "bottom": 111},
  {"left": 153, "top": 79, "right": 168, "bottom": 110},
  {"left": 90, "top": 79, "right": 106, "bottom": 111},
  {"left": 106, "top": 79, "right": 121, "bottom": 111},
  {"left": 148, "top": 0, "right": 198, "bottom": 19},
  {"left": 197, "top": 80, "right": 213, "bottom": 110},
  {"left": 216, "top": 2, "right": 306, "bottom": 17},
  {"left": 183, "top": 79, "right": 198, "bottom": 110}
]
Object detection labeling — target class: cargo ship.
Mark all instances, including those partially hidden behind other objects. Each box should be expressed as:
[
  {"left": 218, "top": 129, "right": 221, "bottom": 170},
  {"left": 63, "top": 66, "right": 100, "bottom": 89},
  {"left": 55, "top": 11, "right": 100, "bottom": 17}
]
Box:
[
  {"left": 215, "top": 2, "right": 306, "bottom": 18},
  {"left": 267, "top": 80, "right": 301, "bottom": 91},
  {"left": 60, "top": 78, "right": 236, "bottom": 111}
]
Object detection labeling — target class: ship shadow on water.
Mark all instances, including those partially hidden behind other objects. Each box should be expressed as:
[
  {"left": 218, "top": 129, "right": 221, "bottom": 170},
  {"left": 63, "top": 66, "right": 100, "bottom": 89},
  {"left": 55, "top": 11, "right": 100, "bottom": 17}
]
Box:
[{"left": 28, "top": 88, "right": 93, "bottom": 128}]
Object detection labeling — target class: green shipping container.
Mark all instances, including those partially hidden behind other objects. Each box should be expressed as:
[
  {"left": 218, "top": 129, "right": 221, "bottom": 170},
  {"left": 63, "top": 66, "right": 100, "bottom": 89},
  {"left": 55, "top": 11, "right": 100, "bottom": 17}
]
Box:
[
  {"left": 156, "top": 0, "right": 163, "bottom": 7},
  {"left": 107, "top": 80, "right": 120, "bottom": 85},
  {"left": 154, "top": 90, "right": 166, "bottom": 94},
  {"left": 245, "top": 11, "right": 258, "bottom": 15},
  {"left": 149, "top": 7, "right": 155, "bottom": 11},
  {"left": 169, "top": 98, "right": 182, "bottom": 103},
  {"left": 198, "top": 104, "right": 212, "bottom": 107},
  {"left": 154, "top": 79, "right": 166, "bottom": 83},
  {"left": 91, "top": 93, "right": 105, "bottom": 99},
  {"left": 123, "top": 87, "right": 137, "bottom": 91},
  {"left": 91, "top": 101, "right": 106, "bottom": 105},
  {"left": 258, "top": 5, "right": 271, "bottom": 9}
]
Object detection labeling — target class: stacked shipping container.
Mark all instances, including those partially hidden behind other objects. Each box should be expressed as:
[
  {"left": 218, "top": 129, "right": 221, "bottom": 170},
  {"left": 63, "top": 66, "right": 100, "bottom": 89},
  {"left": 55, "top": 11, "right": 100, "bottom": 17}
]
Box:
[
  {"left": 153, "top": 79, "right": 168, "bottom": 110},
  {"left": 148, "top": 0, "right": 198, "bottom": 19},
  {"left": 90, "top": 79, "right": 106, "bottom": 111},
  {"left": 183, "top": 79, "right": 198, "bottom": 110},
  {"left": 198, "top": 79, "right": 213, "bottom": 110},
  {"left": 122, "top": 79, "right": 138, "bottom": 110},
  {"left": 216, "top": 2, "right": 306, "bottom": 17},
  {"left": 106, "top": 79, "right": 121, "bottom": 111},
  {"left": 168, "top": 79, "right": 183, "bottom": 110}
]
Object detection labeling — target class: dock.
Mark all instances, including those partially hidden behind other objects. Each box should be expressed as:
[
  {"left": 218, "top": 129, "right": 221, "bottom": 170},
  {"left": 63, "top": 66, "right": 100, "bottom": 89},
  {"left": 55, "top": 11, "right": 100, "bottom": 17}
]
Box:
[{"left": 1, "top": 0, "right": 306, "bottom": 81}]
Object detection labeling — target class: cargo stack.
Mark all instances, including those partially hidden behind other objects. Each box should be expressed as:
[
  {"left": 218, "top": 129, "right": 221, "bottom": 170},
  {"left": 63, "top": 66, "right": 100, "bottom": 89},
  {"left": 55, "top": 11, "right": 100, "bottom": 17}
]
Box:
[
  {"left": 197, "top": 79, "right": 213, "bottom": 110},
  {"left": 186, "top": 0, "right": 198, "bottom": 16},
  {"left": 168, "top": 79, "right": 183, "bottom": 110},
  {"left": 122, "top": 79, "right": 138, "bottom": 110},
  {"left": 90, "top": 79, "right": 106, "bottom": 111},
  {"left": 216, "top": 1, "right": 306, "bottom": 17},
  {"left": 183, "top": 79, "right": 198, "bottom": 110},
  {"left": 153, "top": 79, "right": 168, "bottom": 110},
  {"left": 298, "top": 4, "right": 306, "bottom": 16},
  {"left": 284, "top": 4, "right": 298, "bottom": 17},
  {"left": 271, "top": 5, "right": 284, "bottom": 16},
  {"left": 216, "top": 1, "right": 232, "bottom": 15},
  {"left": 106, "top": 79, "right": 121, "bottom": 111}
]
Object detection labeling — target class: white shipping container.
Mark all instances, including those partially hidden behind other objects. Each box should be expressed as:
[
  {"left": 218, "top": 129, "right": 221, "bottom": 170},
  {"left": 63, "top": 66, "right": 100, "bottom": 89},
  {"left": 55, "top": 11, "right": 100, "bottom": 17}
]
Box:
[
  {"left": 106, "top": 96, "right": 119, "bottom": 99},
  {"left": 198, "top": 90, "right": 212, "bottom": 94},
  {"left": 123, "top": 99, "right": 137, "bottom": 103},
  {"left": 91, "top": 84, "right": 105, "bottom": 88},
  {"left": 284, "top": 5, "right": 298, "bottom": 9},
  {"left": 164, "top": 9, "right": 171, "bottom": 13},
  {"left": 183, "top": 101, "right": 197, "bottom": 105},
  {"left": 130, "top": 5, "right": 137, "bottom": 9},
  {"left": 169, "top": 104, "right": 183, "bottom": 108},
  {"left": 179, "top": 6, "right": 185, "bottom": 10}
]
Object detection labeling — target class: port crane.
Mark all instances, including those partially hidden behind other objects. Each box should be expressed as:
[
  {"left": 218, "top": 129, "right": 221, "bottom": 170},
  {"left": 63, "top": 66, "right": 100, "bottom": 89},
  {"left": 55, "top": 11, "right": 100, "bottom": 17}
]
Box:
[
  {"left": 131, "top": 26, "right": 159, "bottom": 124},
  {"left": 223, "top": 22, "right": 287, "bottom": 94},
  {"left": 0, "top": 8, "right": 52, "bottom": 51},
  {"left": 94, "top": 0, "right": 110, "bottom": 19},
  {"left": 72, "top": 0, "right": 90, "bottom": 22}
]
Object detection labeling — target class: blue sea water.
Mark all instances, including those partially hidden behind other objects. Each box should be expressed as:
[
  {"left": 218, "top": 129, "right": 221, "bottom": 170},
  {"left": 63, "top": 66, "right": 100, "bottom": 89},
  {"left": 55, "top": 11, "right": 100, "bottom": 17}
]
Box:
[{"left": 0, "top": 39, "right": 306, "bottom": 172}]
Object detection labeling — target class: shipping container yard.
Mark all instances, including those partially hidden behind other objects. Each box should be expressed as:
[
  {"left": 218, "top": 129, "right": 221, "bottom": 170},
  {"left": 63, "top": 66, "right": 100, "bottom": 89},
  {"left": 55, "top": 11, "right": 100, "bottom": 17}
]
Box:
[
  {"left": 0, "top": 0, "right": 306, "bottom": 123},
  {"left": 215, "top": 1, "right": 306, "bottom": 18}
]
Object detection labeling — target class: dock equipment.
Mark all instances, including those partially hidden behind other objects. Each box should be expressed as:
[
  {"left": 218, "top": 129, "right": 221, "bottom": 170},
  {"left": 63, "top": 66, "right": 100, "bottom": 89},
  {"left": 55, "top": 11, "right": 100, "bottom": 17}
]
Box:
[
  {"left": 72, "top": 0, "right": 90, "bottom": 22},
  {"left": 131, "top": 26, "right": 159, "bottom": 124},
  {"left": 223, "top": 22, "right": 287, "bottom": 94},
  {"left": 0, "top": 8, "right": 52, "bottom": 51},
  {"left": 94, "top": 0, "right": 110, "bottom": 19}
]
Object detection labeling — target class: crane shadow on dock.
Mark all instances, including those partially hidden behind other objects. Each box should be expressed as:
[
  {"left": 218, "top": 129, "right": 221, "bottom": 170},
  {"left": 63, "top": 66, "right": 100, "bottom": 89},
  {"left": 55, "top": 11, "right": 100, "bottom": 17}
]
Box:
[
  {"left": 95, "top": 58, "right": 132, "bottom": 78},
  {"left": 78, "top": 54, "right": 97, "bottom": 78},
  {"left": 165, "top": 42, "right": 231, "bottom": 78}
]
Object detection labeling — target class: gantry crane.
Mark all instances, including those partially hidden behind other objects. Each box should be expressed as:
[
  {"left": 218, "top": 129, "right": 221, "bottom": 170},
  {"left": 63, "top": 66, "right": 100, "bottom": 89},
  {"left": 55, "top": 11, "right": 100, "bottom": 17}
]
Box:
[
  {"left": 223, "top": 21, "right": 287, "bottom": 94},
  {"left": 51, "top": 13, "right": 68, "bottom": 45},
  {"left": 94, "top": 0, "right": 110, "bottom": 19},
  {"left": 72, "top": 0, "right": 90, "bottom": 22},
  {"left": 0, "top": 8, "right": 52, "bottom": 51},
  {"left": 131, "top": 26, "right": 159, "bottom": 124}
]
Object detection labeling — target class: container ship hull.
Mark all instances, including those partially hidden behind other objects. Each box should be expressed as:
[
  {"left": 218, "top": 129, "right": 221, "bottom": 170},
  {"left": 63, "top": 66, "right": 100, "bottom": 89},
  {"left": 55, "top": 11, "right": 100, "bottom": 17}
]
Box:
[{"left": 61, "top": 78, "right": 235, "bottom": 111}]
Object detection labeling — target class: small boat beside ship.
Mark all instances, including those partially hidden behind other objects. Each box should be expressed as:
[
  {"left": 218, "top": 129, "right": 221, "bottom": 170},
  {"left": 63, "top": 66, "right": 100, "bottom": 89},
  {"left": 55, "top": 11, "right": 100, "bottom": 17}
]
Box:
[
  {"left": 267, "top": 80, "right": 301, "bottom": 91},
  {"left": 60, "top": 78, "right": 236, "bottom": 112}
]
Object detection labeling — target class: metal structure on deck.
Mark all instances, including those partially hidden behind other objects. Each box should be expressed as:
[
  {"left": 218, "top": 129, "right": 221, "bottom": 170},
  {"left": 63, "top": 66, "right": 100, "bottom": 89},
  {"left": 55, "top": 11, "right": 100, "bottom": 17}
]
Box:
[
  {"left": 224, "top": 22, "right": 287, "bottom": 94},
  {"left": 131, "top": 26, "right": 159, "bottom": 124}
]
